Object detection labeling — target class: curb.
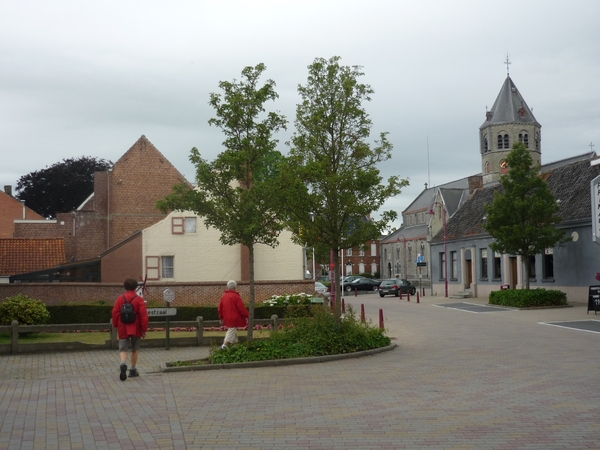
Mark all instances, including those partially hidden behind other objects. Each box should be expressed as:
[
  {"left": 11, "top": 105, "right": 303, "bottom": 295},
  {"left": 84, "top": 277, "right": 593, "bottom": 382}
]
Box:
[{"left": 160, "top": 343, "right": 398, "bottom": 373}]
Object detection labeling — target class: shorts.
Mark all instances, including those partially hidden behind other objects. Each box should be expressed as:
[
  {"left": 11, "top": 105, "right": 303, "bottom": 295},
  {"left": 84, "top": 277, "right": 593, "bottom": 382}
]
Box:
[
  {"left": 119, "top": 335, "right": 141, "bottom": 352},
  {"left": 223, "top": 327, "right": 238, "bottom": 345}
]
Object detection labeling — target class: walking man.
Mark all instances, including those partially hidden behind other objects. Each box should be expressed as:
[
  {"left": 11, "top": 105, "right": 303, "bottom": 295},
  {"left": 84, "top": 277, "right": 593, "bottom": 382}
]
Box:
[
  {"left": 218, "top": 280, "right": 249, "bottom": 349},
  {"left": 112, "top": 278, "right": 149, "bottom": 381}
]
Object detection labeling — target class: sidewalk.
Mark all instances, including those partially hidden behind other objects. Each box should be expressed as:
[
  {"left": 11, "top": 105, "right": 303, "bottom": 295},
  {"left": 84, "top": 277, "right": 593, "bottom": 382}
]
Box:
[{"left": 1, "top": 294, "right": 599, "bottom": 449}]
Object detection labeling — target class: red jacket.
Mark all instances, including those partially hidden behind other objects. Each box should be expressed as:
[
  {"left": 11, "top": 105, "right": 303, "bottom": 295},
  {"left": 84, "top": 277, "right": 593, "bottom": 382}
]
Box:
[
  {"left": 112, "top": 291, "right": 149, "bottom": 339},
  {"left": 218, "top": 290, "right": 249, "bottom": 328}
]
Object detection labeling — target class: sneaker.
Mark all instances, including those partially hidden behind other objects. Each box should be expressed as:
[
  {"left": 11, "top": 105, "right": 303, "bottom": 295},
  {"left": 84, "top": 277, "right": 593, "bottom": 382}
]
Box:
[
  {"left": 120, "top": 363, "right": 127, "bottom": 381},
  {"left": 221, "top": 345, "right": 228, "bottom": 350},
  {"left": 129, "top": 368, "right": 140, "bottom": 378}
]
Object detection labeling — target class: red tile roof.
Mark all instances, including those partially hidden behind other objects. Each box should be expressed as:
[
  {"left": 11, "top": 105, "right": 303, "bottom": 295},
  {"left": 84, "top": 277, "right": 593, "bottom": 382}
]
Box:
[{"left": 0, "top": 239, "right": 66, "bottom": 276}]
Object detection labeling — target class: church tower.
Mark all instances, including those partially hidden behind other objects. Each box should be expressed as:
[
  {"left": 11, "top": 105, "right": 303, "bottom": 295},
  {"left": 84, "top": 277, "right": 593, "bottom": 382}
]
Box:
[{"left": 480, "top": 75, "right": 541, "bottom": 184}]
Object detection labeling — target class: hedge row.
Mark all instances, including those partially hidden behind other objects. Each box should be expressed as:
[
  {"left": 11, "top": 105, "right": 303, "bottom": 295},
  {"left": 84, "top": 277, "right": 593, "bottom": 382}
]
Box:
[
  {"left": 45, "top": 305, "right": 286, "bottom": 324},
  {"left": 489, "top": 288, "right": 567, "bottom": 308}
]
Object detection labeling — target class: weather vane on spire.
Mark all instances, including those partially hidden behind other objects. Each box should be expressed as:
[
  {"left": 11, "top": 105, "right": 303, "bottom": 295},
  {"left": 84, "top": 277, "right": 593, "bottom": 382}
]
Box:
[{"left": 504, "top": 54, "right": 511, "bottom": 76}]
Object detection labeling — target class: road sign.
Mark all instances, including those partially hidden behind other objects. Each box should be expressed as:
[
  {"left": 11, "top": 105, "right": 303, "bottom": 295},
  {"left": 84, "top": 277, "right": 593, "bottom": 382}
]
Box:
[
  {"left": 163, "top": 288, "right": 175, "bottom": 303},
  {"left": 417, "top": 261, "right": 427, "bottom": 267},
  {"left": 147, "top": 308, "right": 177, "bottom": 317}
]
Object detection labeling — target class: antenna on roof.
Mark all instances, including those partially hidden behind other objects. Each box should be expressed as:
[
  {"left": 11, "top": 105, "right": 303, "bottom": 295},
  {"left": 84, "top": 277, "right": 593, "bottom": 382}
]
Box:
[
  {"left": 504, "top": 54, "right": 511, "bottom": 76},
  {"left": 591, "top": 142, "right": 595, "bottom": 153},
  {"left": 427, "top": 135, "right": 431, "bottom": 188}
]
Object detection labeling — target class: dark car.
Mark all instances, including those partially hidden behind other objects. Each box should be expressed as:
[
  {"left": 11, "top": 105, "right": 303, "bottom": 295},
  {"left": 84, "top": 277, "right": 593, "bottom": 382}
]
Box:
[
  {"left": 378, "top": 278, "right": 416, "bottom": 297},
  {"left": 344, "top": 277, "right": 382, "bottom": 292}
]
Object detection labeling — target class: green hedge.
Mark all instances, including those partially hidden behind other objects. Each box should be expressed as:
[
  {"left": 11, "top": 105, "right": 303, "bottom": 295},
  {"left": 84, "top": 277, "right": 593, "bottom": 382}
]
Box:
[
  {"left": 45, "top": 304, "right": 287, "bottom": 324},
  {"left": 489, "top": 288, "right": 567, "bottom": 308}
]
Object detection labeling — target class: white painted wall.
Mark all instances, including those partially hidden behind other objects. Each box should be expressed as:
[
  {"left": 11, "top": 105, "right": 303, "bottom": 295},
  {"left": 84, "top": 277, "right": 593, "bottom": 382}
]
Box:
[{"left": 142, "top": 212, "right": 304, "bottom": 282}]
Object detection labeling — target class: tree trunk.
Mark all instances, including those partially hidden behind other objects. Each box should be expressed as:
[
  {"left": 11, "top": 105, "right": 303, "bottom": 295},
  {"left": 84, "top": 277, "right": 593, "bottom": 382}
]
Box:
[
  {"left": 333, "top": 248, "right": 342, "bottom": 319},
  {"left": 247, "top": 244, "right": 255, "bottom": 343},
  {"left": 523, "top": 254, "right": 530, "bottom": 290}
]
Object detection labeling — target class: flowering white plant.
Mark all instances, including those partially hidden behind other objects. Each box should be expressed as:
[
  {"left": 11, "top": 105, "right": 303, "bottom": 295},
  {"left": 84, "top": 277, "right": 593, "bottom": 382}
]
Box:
[{"left": 261, "top": 293, "right": 313, "bottom": 306}]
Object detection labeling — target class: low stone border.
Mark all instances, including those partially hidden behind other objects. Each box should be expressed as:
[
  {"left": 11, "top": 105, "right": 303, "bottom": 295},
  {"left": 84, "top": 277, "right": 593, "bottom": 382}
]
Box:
[{"left": 160, "top": 343, "right": 398, "bottom": 373}]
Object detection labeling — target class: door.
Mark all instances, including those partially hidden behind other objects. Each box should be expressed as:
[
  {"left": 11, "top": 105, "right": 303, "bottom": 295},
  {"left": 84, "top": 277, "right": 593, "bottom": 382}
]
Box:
[{"left": 466, "top": 260, "right": 472, "bottom": 288}]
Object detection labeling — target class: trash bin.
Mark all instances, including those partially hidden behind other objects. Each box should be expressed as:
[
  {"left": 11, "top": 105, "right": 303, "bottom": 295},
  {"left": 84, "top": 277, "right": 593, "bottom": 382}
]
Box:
[{"left": 500, "top": 284, "right": 509, "bottom": 290}]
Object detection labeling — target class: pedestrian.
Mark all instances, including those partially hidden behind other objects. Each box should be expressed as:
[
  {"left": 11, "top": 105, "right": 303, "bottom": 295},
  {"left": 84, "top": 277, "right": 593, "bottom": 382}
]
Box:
[
  {"left": 218, "top": 280, "right": 249, "bottom": 349},
  {"left": 112, "top": 278, "right": 149, "bottom": 381}
]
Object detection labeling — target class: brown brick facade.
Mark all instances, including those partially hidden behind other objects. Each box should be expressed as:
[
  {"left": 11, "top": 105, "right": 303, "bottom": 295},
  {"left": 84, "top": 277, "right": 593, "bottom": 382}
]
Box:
[
  {"left": 0, "top": 280, "right": 315, "bottom": 307},
  {"left": 13, "top": 136, "right": 190, "bottom": 262}
]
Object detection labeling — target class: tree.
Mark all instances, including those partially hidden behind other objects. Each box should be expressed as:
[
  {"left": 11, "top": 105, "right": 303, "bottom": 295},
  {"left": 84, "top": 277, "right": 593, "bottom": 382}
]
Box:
[
  {"left": 16, "top": 156, "right": 112, "bottom": 218},
  {"left": 156, "top": 63, "right": 287, "bottom": 343},
  {"left": 276, "top": 56, "right": 408, "bottom": 317},
  {"left": 483, "top": 142, "right": 570, "bottom": 289}
]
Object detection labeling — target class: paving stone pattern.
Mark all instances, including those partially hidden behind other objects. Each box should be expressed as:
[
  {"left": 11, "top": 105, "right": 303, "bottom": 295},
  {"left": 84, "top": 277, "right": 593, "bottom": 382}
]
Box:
[{"left": 1, "top": 295, "right": 599, "bottom": 449}]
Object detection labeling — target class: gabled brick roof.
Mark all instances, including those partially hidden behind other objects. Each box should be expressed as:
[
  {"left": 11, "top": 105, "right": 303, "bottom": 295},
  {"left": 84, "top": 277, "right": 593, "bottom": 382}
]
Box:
[
  {"left": 0, "top": 239, "right": 66, "bottom": 276},
  {"left": 433, "top": 157, "right": 600, "bottom": 242}
]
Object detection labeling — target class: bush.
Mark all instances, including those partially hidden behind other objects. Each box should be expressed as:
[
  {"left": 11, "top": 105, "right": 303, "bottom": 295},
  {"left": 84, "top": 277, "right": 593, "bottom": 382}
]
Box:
[
  {"left": 207, "top": 305, "right": 391, "bottom": 364},
  {"left": 0, "top": 294, "right": 51, "bottom": 326},
  {"left": 489, "top": 288, "right": 567, "bottom": 308}
]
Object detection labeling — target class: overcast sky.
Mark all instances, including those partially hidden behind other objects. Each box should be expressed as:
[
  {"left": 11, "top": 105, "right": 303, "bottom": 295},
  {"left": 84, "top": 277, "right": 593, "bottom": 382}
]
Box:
[{"left": 1, "top": 0, "right": 599, "bottom": 228}]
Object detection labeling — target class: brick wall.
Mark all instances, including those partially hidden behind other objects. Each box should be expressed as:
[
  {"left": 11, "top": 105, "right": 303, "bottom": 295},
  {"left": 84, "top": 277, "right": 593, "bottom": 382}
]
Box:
[
  {"left": 0, "top": 280, "right": 316, "bottom": 307},
  {"left": 101, "top": 234, "right": 143, "bottom": 282}
]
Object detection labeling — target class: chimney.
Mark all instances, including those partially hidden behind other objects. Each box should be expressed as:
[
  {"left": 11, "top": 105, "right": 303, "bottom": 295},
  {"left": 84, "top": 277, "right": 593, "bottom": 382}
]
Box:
[
  {"left": 20, "top": 200, "right": 26, "bottom": 219},
  {"left": 468, "top": 175, "right": 483, "bottom": 195},
  {"left": 4, "top": 185, "right": 12, "bottom": 196}
]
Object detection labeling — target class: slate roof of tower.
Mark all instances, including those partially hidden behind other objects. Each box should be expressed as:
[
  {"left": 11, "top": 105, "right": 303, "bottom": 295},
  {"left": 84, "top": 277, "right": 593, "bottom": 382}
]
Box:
[
  {"left": 480, "top": 76, "right": 540, "bottom": 129},
  {"left": 432, "top": 154, "right": 600, "bottom": 242}
]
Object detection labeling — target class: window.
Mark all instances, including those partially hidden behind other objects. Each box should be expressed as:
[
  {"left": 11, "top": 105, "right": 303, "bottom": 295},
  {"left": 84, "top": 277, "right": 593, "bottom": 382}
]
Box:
[
  {"left": 497, "top": 134, "right": 503, "bottom": 149},
  {"left": 519, "top": 133, "right": 529, "bottom": 149},
  {"left": 384, "top": 248, "right": 389, "bottom": 261},
  {"left": 484, "top": 136, "right": 488, "bottom": 152},
  {"left": 359, "top": 262, "right": 365, "bottom": 273},
  {"left": 162, "top": 256, "right": 174, "bottom": 279},
  {"left": 371, "top": 243, "right": 377, "bottom": 256},
  {"left": 146, "top": 256, "right": 160, "bottom": 280},
  {"left": 371, "top": 262, "right": 378, "bottom": 275},
  {"left": 171, "top": 217, "right": 184, "bottom": 234},
  {"left": 359, "top": 245, "right": 365, "bottom": 256},
  {"left": 493, "top": 252, "right": 502, "bottom": 279},
  {"left": 480, "top": 249, "right": 488, "bottom": 279},
  {"left": 439, "top": 252, "right": 446, "bottom": 280},
  {"left": 543, "top": 249, "right": 554, "bottom": 280},
  {"left": 450, "top": 251, "right": 457, "bottom": 280},
  {"left": 535, "top": 132, "right": 540, "bottom": 151},
  {"left": 346, "top": 248, "right": 352, "bottom": 256},
  {"left": 486, "top": 161, "right": 490, "bottom": 174},
  {"left": 503, "top": 134, "right": 509, "bottom": 149},
  {"left": 184, "top": 217, "right": 197, "bottom": 233},
  {"left": 528, "top": 255, "right": 536, "bottom": 280}
]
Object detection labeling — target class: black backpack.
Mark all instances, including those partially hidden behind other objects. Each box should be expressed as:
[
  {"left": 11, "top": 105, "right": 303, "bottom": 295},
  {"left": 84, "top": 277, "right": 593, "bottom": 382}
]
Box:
[{"left": 120, "top": 295, "right": 137, "bottom": 324}]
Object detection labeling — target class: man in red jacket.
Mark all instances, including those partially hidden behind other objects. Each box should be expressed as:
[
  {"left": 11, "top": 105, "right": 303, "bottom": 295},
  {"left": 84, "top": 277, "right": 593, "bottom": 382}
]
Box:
[
  {"left": 218, "top": 280, "right": 249, "bottom": 349},
  {"left": 112, "top": 278, "right": 149, "bottom": 381}
]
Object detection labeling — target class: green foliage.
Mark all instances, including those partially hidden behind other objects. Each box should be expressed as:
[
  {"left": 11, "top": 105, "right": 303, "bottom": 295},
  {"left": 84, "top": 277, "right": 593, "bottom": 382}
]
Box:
[
  {"left": 207, "top": 305, "right": 390, "bottom": 364},
  {"left": 0, "top": 295, "right": 50, "bottom": 325},
  {"left": 489, "top": 289, "right": 567, "bottom": 308},
  {"left": 275, "top": 56, "right": 408, "bottom": 316},
  {"left": 484, "top": 142, "right": 570, "bottom": 288},
  {"left": 156, "top": 63, "right": 288, "bottom": 343},
  {"left": 261, "top": 293, "right": 314, "bottom": 306},
  {"left": 16, "top": 156, "right": 112, "bottom": 218}
]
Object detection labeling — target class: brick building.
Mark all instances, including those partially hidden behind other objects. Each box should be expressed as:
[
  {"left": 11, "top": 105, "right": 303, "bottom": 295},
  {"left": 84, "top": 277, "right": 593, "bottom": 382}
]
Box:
[
  {"left": 0, "top": 186, "right": 44, "bottom": 238},
  {"left": 14, "top": 135, "right": 190, "bottom": 263}
]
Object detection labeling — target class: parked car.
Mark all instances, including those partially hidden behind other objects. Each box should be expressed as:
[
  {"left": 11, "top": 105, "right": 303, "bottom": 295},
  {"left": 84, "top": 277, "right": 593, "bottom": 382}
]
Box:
[
  {"left": 315, "top": 281, "right": 330, "bottom": 298},
  {"left": 344, "top": 277, "right": 381, "bottom": 292},
  {"left": 378, "top": 278, "right": 416, "bottom": 297},
  {"left": 340, "top": 275, "right": 362, "bottom": 285}
]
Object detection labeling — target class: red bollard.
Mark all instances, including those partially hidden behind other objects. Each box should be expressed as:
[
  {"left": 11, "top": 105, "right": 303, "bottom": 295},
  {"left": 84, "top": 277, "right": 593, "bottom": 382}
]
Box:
[
  {"left": 361, "top": 304, "right": 365, "bottom": 323},
  {"left": 354, "top": 288, "right": 358, "bottom": 297},
  {"left": 342, "top": 297, "right": 346, "bottom": 313},
  {"left": 399, "top": 291, "right": 403, "bottom": 300},
  {"left": 379, "top": 308, "right": 384, "bottom": 329},
  {"left": 422, "top": 287, "right": 425, "bottom": 297},
  {"left": 417, "top": 292, "right": 420, "bottom": 303},
  {"left": 407, "top": 292, "right": 411, "bottom": 302}
]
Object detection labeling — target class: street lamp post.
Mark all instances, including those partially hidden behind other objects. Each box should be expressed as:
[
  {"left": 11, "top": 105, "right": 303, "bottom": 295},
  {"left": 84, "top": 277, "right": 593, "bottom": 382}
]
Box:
[{"left": 428, "top": 202, "right": 448, "bottom": 298}]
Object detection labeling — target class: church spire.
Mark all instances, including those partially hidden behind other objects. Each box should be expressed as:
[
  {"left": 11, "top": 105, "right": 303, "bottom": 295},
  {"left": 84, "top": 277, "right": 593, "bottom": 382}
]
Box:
[{"left": 479, "top": 67, "right": 542, "bottom": 185}]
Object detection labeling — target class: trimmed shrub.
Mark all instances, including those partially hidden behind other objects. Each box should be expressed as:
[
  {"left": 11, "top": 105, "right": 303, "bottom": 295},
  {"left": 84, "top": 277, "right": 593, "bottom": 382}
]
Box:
[
  {"left": 0, "top": 294, "right": 51, "bottom": 326},
  {"left": 489, "top": 288, "right": 567, "bottom": 308}
]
